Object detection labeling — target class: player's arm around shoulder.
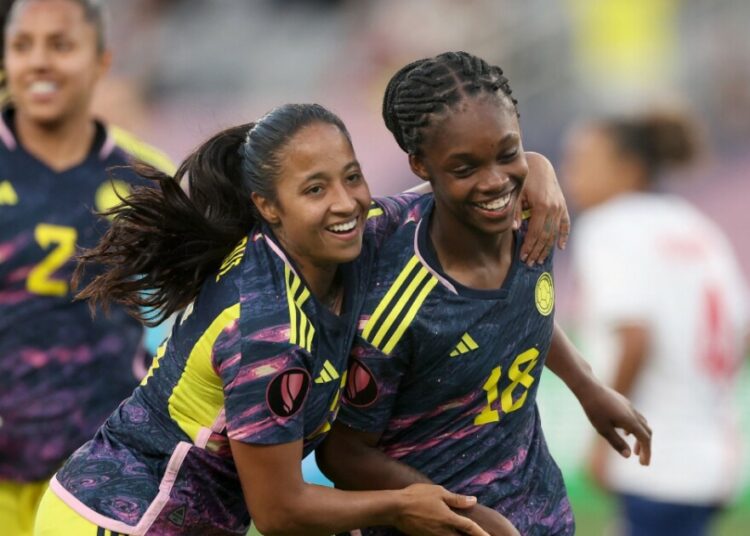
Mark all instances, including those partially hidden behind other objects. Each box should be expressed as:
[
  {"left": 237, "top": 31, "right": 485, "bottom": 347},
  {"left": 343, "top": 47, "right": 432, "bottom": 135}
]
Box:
[{"left": 518, "top": 152, "right": 570, "bottom": 265}]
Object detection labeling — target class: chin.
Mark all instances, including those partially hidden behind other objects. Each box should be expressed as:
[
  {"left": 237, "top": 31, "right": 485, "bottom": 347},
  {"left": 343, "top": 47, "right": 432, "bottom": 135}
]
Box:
[
  {"left": 24, "top": 109, "right": 67, "bottom": 128},
  {"left": 334, "top": 243, "right": 364, "bottom": 264}
]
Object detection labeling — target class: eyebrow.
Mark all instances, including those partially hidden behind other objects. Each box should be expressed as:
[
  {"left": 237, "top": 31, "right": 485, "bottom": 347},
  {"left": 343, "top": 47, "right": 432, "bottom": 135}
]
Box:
[
  {"left": 302, "top": 160, "right": 360, "bottom": 183},
  {"left": 445, "top": 133, "right": 520, "bottom": 161}
]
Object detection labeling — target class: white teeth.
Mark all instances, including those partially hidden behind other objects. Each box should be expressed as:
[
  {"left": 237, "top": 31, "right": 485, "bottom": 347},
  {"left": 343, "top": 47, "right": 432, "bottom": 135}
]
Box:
[
  {"left": 328, "top": 219, "right": 357, "bottom": 233},
  {"left": 475, "top": 192, "right": 512, "bottom": 211},
  {"left": 29, "top": 81, "right": 57, "bottom": 95}
]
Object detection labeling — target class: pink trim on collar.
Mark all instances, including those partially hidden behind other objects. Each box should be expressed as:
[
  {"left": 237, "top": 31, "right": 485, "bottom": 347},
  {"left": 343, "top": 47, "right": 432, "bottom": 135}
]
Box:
[{"left": 0, "top": 114, "right": 17, "bottom": 150}]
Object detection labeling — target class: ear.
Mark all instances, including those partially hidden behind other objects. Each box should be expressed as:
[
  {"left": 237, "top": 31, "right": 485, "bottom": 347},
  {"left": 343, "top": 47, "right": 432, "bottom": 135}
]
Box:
[
  {"left": 96, "top": 49, "right": 113, "bottom": 80},
  {"left": 251, "top": 192, "right": 281, "bottom": 225},
  {"left": 408, "top": 154, "right": 430, "bottom": 182}
]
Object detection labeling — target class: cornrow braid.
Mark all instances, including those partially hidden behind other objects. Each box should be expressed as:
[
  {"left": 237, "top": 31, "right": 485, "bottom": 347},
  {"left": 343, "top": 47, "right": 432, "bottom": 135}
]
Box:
[{"left": 382, "top": 51, "right": 518, "bottom": 155}]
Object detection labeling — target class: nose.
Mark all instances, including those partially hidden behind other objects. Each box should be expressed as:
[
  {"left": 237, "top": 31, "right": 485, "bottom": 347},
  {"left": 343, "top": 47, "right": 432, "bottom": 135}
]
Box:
[
  {"left": 330, "top": 180, "right": 358, "bottom": 214},
  {"left": 27, "top": 43, "right": 52, "bottom": 70},
  {"left": 478, "top": 165, "right": 510, "bottom": 192}
]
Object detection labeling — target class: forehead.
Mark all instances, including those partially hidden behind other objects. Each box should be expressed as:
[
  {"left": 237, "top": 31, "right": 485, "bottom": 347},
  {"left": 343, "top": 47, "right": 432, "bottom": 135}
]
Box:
[
  {"left": 424, "top": 96, "right": 520, "bottom": 156},
  {"left": 277, "top": 122, "right": 354, "bottom": 175},
  {"left": 6, "top": 0, "right": 88, "bottom": 37}
]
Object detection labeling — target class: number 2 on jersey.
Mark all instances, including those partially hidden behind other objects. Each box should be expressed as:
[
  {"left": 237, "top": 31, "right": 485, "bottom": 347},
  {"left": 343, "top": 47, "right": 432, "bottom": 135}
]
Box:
[
  {"left": 26, "top": 224, "right": 78, "bottom": 297},
  {"left": 474, "top": 348, "right": 539, "bottom": 426}
]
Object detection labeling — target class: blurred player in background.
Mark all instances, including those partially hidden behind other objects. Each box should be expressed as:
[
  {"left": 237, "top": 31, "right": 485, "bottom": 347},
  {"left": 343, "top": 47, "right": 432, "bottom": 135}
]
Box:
[
  {"left": 563, "top": 112, "right": 750, "bottom": 536},
  {"left": 0, "top": 1, "right": 172, "bottom": 534},
  {"left": 318, "top": 51, "right": 651, "bottom": 536}
]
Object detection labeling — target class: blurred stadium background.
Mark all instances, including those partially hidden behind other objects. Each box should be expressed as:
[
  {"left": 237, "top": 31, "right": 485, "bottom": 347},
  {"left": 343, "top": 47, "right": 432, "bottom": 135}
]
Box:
[{"left": 93, "top": 0, "right": 750, "bottom": 534}]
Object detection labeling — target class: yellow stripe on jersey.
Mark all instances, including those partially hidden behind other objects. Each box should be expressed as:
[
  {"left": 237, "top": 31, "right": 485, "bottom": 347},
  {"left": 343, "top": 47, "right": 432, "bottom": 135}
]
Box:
[
  {"left": 140, "top": 339, "right": 168, "bottom": 385},
  {"left": 367, "top": 201, "right": 384, "bottom": 219},
  {"left": 111, "top": 125, "right": 176, "bottom": 175},
  {"left": 216, "top": 236, "right": 248, "bottom": 282},
  {"left": 168, "top": 303, "right": 240, "bottom": 442},
  {"left": 307, "top": 371, "right": 348, "bottom": 440},
  {"left": 362, "top": 255, "right": 437, "bottom": 354},
  {"left": 285, "top": 266, "right": 315, "bottom": 352}
]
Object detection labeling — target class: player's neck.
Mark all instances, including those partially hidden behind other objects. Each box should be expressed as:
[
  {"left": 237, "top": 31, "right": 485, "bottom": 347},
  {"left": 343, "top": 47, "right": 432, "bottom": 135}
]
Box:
[
  {"left": 429, "top": 209, "right": 515, "bottom": 290},
  {"left": 15, "top": 111, "right": 96, "bottom": 172}
]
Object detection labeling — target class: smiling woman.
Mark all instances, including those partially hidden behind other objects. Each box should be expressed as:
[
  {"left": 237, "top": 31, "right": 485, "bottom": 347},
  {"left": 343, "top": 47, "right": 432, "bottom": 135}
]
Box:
[
  {"left": 251, "top": 122, "right": 371, "bottom": 302},
  {"left": 32, "top": 103, "right": 492, "bottom": 536},
  {"left": 0, "top": 2, "right": 173, "bottom": 534},
  {"left": 316, "top": 51, "right": 651, "bottom": 536}
]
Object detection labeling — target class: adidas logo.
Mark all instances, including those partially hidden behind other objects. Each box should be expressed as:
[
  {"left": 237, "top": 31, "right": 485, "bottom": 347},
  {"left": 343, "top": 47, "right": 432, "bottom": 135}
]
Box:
[
  {"left": 449, "top": 332, "right": 479, "bottom": 357},
  {"left": 314, "top": 360, "right": 340, "bottom": 384},
  {"left": 0, "top": 180, "right": 18, "bottom": 205}
]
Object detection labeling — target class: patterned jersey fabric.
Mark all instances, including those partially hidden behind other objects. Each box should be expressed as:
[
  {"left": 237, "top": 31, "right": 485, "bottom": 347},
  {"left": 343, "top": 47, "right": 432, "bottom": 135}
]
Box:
[
  {"left": 52, "top": 195, "right": 415, "bottom": 535},
  {"left": 0, "top": 107, "right": 172, "bottom": 482},
  {"left": 339, "top": 195, "right": 574, "bottom": 535}
]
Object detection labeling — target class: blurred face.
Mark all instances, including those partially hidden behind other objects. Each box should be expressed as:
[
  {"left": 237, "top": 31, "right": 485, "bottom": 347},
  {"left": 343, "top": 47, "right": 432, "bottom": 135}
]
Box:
[
  {"left": 257, "top": 122, "right": 371, "bottom": 270},
  {"left": 4, "top": 0, "right": 109, "bottom": 127},
  {"left": 561, "top": 123, "right": 629, "bottom": 211},
  {"left": 412, "top": 96, "right": 528, "bottom": 238}
]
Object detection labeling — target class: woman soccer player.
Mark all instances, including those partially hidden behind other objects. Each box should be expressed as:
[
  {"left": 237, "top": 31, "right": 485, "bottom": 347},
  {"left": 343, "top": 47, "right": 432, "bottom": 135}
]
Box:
[
  {"left": 0, "top": 1, "right": 172, "bottom": 533},
  {"left": 317, "top": 52, "right": 652, "bottom": 535},
  {"left": 33, "top": 103, "right": 503, "bottom": 536},
  {"left": 563, "top": 113, "right": 749, "bottom": 535}
]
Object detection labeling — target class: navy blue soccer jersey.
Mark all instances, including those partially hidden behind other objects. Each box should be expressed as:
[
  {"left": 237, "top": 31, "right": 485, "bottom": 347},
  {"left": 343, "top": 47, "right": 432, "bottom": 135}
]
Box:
[
  {"left": 0, "top": 107, "right": 174, "bottom": 482},
  {"left": 51, "top": 195, "right": 416, "bottom": 535},
  {"left": 339, "top": 195, "right": 574, "bottom": 535}
]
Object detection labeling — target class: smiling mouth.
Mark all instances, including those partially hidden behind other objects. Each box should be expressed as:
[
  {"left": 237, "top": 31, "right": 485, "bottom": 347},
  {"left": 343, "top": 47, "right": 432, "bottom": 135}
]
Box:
[
  {"left": 326, "top": 217, "right": 358, "bottom": 234},
  {"left": 28, "top": 80, "right": 59, "bottom": 98},
  {"left": 473, "top": 188, "right": 517, "bottom": 212}
]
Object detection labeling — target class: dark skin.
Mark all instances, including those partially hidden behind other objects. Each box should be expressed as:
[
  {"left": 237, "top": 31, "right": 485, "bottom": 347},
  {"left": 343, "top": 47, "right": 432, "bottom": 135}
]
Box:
[
  {"left": 408, "top": 150, "right": 571, "bottom": 267},
  {"left": 514, "top": 152, "right": 570, "bottom": 265},
  {"left": 318, "top": 95, "right": 651, "bottom": 535},
  {"left": 415, "top": 96, "right": 650, "bottom": 463},
  {"left": 232, "top": 124, "right": 491, "bottom": 536}
]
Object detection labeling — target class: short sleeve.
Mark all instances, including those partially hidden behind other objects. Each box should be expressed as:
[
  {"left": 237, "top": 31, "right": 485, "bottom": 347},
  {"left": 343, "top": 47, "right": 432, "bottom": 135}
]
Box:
[
  {"left": 574, "top": 215, "right": 652, "bottom": 324},
  {"left": 367, "top": 193, "right": 422, "bottom": 249},
  {"left": 337, "top": 336, "right": 409, "bottom": 434},
  {"left": 220, "top": 332, "right": 313, "bottom": 446}
]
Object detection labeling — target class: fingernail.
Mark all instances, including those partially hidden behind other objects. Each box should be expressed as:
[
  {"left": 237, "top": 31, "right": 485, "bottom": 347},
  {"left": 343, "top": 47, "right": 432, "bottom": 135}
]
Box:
[
  {"left": 621, "top": 448, "right": 631, "bottom": 457},
  {"left": 520, "top": 253, "right": 528, "bottom": 262},
  {"left": 466, "top": 496, "right": 477, "bottom": 504}
]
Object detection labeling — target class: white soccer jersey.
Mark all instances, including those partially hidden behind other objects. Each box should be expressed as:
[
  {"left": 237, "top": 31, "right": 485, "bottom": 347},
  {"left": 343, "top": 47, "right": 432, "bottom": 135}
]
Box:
[{"left": 573, "top": 192, "right": 749, "bottom": 504}]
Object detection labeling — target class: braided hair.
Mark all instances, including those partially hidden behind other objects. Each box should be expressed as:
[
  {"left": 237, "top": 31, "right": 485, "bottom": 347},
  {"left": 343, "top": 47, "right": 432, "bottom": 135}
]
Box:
[{"left": 382, "top": 51, "right": 518, "bottom": 156}]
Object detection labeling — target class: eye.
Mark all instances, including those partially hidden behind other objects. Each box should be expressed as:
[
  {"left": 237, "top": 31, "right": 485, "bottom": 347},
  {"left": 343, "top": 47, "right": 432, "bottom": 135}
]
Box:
[
  {"left": 451, "top": 165, "right": 476, "bottom": 178},
  {"left": 305, "top": 185, "right": 324, "bottom": 196},
  {"left": 10, "top": 39, "right": 30, "bottom": 53},
  {"left": 499, "top": 149, "right": 519, "bottom": 163},
  {"left": 346, "top": 172, "right": 363, "bottom": 184},
  {"left": 52, "top": 39, "right": 73, "bottom": 52}
]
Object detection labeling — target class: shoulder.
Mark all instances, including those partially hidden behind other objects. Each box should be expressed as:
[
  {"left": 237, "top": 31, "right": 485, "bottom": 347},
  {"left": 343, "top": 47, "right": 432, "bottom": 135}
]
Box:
[
  {"left": 238, "top": 231, "right": 301, "bottom": 327},
  {"left": 104, "top": 124, "right": 176, "bottom": 176}
]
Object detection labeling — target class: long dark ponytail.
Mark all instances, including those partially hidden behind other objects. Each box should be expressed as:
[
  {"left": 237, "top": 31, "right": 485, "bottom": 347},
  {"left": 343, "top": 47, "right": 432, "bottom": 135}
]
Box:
[{"left": 74, "top": 103, "right": 350, "bottom": 326}]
